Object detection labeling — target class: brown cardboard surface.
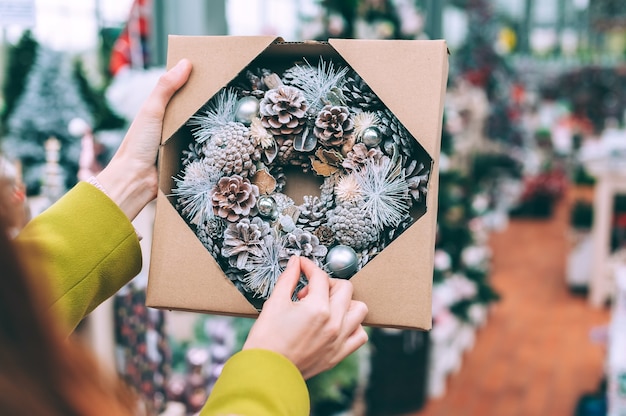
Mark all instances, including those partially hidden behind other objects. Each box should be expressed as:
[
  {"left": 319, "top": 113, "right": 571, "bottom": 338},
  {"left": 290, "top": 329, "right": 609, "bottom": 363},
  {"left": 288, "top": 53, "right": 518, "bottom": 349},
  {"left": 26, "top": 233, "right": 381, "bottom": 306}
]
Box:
[{"left": 147, "top": 35, "right": 448, "bottom": 330}]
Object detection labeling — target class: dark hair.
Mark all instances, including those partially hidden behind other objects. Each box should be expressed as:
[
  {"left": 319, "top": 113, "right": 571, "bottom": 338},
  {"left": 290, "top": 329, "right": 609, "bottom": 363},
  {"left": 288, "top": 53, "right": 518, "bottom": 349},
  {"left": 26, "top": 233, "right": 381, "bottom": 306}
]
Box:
[{"left": 0, "top": 206, "right": 138, "bottom": 415}]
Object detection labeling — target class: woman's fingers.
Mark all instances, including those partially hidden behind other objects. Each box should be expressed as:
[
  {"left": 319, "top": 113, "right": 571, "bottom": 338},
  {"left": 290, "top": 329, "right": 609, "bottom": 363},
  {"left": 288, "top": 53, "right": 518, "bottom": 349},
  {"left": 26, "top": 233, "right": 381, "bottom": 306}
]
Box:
[
  {"left": 299, "top": 257, "right": 330, "bottom": 303},
  {"left": 141, "top": 59, "right": 192, "bottom": 120}
]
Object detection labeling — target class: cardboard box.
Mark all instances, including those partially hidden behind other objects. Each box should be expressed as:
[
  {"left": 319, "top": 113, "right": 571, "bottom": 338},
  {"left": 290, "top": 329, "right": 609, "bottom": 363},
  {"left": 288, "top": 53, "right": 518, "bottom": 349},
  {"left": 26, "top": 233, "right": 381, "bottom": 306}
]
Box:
[{"left": 147, "top": 35, "right": 448, "bottom": 330}]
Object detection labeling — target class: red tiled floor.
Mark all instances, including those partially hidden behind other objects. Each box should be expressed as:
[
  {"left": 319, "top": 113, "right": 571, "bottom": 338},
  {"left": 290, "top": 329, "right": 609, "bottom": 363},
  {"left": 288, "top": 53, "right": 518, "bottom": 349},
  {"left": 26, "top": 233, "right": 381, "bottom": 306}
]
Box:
[{"left": 409, "top": 190, "right": 611, "bottom": 416}]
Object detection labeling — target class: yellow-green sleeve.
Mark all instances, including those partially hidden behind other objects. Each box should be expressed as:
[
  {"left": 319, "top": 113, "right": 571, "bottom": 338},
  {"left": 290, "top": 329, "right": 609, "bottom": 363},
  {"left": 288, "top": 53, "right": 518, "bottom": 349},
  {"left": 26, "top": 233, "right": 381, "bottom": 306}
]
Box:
[
  {"left": 15, "top": 182, "right": 142, "bottom": 333},
  {"left": 200, "top": 349, "right": 310, "bottom": 416}
]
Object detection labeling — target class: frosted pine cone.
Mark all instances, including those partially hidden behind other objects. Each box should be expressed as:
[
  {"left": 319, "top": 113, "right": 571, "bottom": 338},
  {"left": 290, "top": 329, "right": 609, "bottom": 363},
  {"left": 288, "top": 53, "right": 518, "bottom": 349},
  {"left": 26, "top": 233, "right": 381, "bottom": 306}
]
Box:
[
  {"left": 196, "top": 218, "right": 226, "bottom": 260},
  {"left": 406, "top": 159, "right": 430, "bottom": 204},
  {"left": 357, "top": 246, "right": 381, "bottom": 270},
  {"left": 282, "top": 65, "right": 316, "bottom": 86},
  {"left": 376, "top": 109, "right": 415, "bottom": 157},
  {"left": 314, "top": 105, "right": 354, "bottom": 148},
  {"left": 260, "top": 86, "right": 308, "bottom": 136},
  {"left": 297, "top": 195, "right": 328, "bottom": 231},
  {"left": 342, "top": 143, "right": 385, "bottom": 171},
  {"left": 275, "top": 135, "right": 311, "bottom": 168},
  {"left": 341, "top": 71, "right": 383, "bottom": 113},
  {"left": 319, "top": 174, "right": 339, "bottom": 210},
  {"left": 327, "top": 202, "right": 379, "bottom": 250},
  {"left": 212, "top": 175, "right": 259, "bottom": 222},
  {"left": 281, "top": 228, "right": 328, "bottom": 264},
  {"left": 222, "top": 217, "right": 270, "bottom": 270},
  {"left": 182, "top": 141, "right": 203, "bottom": 166},
  {"left": 201, "top": 121, "right": 261, "bottom": 178},
  {"left": 383, "top": 214, "right": 414, "bottom": 246}
]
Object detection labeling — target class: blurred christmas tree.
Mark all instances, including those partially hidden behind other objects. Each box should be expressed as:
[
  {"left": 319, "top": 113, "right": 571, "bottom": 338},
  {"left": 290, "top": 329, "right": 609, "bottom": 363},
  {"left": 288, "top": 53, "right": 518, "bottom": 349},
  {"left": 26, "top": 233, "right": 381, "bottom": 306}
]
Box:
[
  {"left": 450, "top": 0, "right": 523, "bottom": 146},
  {"left": 2, "top": 47, "right": 93, "bottom": 195},
  {"left": 316, "top": 0, "right": 420, "bottom": 40},
  {"left": 0, "top": 30, "right": 38, "bottom": 135}
]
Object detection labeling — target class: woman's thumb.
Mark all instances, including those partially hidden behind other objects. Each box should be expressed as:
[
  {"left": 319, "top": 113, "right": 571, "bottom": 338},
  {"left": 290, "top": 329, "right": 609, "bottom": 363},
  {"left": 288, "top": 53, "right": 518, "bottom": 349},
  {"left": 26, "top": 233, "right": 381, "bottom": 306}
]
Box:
[{"left": 269, "top": 256, "right": 300, "bottom": 301}]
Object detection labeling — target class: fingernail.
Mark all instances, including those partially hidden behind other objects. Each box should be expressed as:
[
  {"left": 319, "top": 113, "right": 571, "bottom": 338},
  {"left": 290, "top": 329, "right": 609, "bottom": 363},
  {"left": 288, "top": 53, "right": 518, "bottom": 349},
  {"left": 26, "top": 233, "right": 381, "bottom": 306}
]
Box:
[{"left": 172, "top": 59, "right": 189, "bottom": 73}]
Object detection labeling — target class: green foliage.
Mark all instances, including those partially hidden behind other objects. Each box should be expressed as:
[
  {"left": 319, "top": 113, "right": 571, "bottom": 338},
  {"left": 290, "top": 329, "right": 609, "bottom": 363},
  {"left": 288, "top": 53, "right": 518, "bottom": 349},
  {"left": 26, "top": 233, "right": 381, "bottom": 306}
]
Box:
[
  {"left": 572, "top": 165, "right": 596, "bottom": 186},
  {"left": 1, "top": 30, "right": 38, "bottom": 130},
  {"left": 570, "top": 199, "right": 593, "bottom": 230},
  {"left": 98, "top": 27, "right": 123, "bottom": 82},
  {"left": 307, "top": 350, "right": 360, "bottom": 414},
  {"left": 470, "top": 151, "right": 523, "bottom": 182},
  {"left": 72, "top": 59, "right": 126, "bottom": 131}
]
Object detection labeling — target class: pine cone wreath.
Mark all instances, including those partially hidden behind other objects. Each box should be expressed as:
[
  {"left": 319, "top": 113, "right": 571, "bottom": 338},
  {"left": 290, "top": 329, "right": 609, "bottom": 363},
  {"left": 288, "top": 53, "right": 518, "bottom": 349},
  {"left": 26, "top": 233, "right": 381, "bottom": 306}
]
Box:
[
  {"left": 314, "top": 105, "right": 354, "bottom": 148},
  {"left": 327, "top": 202, "right": 379, "bottom": 251},
  {"left": 342, "top": 71, "right": 383, "bottom": 113},
  {"left": 260, "top": 86, "right": 308, "bottom": 136},
  {"left": 201, "top": 122, "right": 261, "bottom": 178}
]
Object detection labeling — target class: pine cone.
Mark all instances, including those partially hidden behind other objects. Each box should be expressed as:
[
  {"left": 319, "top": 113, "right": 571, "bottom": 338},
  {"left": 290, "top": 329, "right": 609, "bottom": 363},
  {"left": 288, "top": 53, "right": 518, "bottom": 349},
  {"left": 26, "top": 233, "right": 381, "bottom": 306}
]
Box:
[
  {"left": 357, "top": 246, "right": 381, "bottom": 270},
  {"left": 314, "top": 225, "right": 335, "bottom": 246},
  {"left": 342, "top": 143, "right": 385, "bottom": 171},
  {"left": 281, "top": 228, "right": 328, "bottom": 264},
  {"left": 406, "top": 160, "right": 430, "bottom": 204},
  {"left": 201, "top": 122, "right": 261, "bottom": 178},
  {"left": 297, "top": 195, "right": 328, "bottom": 231},
  {"left": 221, "top": 217, "right": 270, "bottom": 270},
  {"left": 182, "top": 141, "right": 203, "bottom": 166},
  {"left": 233, "top": 68, "right": 273, "bottom": 98},
  {"left": 382, "top": 214, "right": 415, "bottom": 246},
  {"left": 260, "top": 86, "right": 308, "bottom": 136},
  {"left": 275, "top": 135, "right": 311, "bottom": 168},
  {"left": 341, "top": 71, "right": 383, "bottom": 113},
  {"left": 196, "top": 218, "right": 226, "bottom": 260},
  {"left": 269, "top": 166, "right": 287, "bottom": 192},
  {"left": 320, "top": 174, "right": 339, "bottom": 210},
  {"left": 282, "top": 65, "right": 315, "bottom": 86},
  {"left": 212, "top": 175, "right": 259, "bottom": 222},
  {"left": 327, "top": 202, "right": 379, "bottom": 250},
  {"left": 376, "top": 108, "right": 416, "bottom": 158},
  {"left": 314, "top": 105, "right": 354, "bottom": 148}
]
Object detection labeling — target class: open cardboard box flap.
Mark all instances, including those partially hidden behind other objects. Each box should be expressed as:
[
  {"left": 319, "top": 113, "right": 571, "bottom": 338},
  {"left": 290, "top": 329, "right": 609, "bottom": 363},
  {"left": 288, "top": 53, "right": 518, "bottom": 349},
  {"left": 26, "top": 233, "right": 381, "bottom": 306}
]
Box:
[{"left": 148, "top": 35, "right": 449, "bottom": 330}]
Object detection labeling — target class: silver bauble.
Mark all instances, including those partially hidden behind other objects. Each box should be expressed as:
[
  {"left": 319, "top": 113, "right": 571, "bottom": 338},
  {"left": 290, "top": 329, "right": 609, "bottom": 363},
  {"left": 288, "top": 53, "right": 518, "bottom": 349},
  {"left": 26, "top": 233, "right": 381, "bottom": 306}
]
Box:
[
  {"left": 257, "top": 195, "right": 278, "bottom": 220},
  {"left": 326, "top": 245, "right": 358, "bottom": 279},
  {"left": 235, "top": 96, "right": 260, "bottom": 126},
  {"left": 361, "top": 126, "right": 382, "bottom": 148}
]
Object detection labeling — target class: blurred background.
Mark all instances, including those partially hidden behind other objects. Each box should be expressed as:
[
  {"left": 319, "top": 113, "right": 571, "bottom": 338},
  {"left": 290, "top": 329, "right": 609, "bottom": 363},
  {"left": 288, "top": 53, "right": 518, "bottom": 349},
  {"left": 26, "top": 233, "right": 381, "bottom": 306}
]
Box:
[{"left": 1, "top": 0, "right": 626, "bottom": 415}]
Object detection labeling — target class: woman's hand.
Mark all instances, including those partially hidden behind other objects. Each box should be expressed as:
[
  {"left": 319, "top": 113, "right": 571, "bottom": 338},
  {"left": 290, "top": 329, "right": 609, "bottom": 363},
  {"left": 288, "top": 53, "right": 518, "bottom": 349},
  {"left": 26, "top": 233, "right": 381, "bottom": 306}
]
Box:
[
  {"left": 243, "top": 256, "right": 369, "bottom": 380},
  {"left": 96, "top": 59, "right": 192, "bottom": 221}
]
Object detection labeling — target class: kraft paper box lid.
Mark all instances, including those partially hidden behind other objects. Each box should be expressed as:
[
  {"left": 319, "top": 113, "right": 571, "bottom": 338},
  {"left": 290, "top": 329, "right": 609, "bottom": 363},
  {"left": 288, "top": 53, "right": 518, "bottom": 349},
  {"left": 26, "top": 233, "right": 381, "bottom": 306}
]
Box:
[{"left": 147, "top": 35, "right": 449, "bottom": 330}]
